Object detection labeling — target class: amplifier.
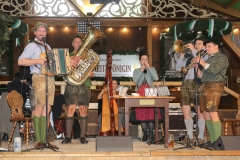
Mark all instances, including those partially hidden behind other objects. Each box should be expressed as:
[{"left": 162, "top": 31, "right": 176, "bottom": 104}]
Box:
[{"left": 168, "top": 103, "right": 196, "bottom": 130}]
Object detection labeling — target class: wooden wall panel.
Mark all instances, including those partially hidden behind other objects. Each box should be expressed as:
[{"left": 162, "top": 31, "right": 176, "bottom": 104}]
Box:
[
  {"left": 218, "top": 42, "right": 240, "bottom": 109},
  {"left": 92, "top": 26, "right": 147, "bottom": 52}
]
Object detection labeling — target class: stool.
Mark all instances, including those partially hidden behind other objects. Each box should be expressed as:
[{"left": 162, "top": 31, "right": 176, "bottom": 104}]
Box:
[{"left": 220, "top": 118, "right": 240, "bottom": 135}]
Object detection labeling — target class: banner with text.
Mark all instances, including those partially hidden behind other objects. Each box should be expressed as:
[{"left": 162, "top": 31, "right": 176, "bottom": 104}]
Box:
[{"left": 94, "top": 55, "right": 140, "bottom": 77}]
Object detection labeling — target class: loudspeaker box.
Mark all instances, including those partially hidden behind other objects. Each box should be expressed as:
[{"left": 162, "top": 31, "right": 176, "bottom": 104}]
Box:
[
  {"left": 96, "top": 136, "right": 133, "bottom": 151},
  {"left": 213, "top": 136, "right": 240, "bottom": 150}
]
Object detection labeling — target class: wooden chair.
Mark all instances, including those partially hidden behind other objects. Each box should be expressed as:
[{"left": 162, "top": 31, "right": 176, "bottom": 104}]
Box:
[
  {"left": 6, "top": 90, "right": 33, "bottom": 149},
  {"left": 220, "top": 118, "right": 240, "bottom": 135}
]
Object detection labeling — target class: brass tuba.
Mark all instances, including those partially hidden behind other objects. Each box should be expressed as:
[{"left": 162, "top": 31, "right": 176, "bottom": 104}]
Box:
[{"left": 65, "top": 24, "right": 106, "bottom": 86}]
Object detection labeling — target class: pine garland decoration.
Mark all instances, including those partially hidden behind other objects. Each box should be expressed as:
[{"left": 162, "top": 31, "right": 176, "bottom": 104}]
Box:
[{"left": 167, "top": 19, "right": 232, "bottom": 42}]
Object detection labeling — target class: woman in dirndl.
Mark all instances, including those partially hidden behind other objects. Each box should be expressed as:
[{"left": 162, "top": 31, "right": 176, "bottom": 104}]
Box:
[{"left": 132, "top": 49, "right": 161, "bottom": 144}]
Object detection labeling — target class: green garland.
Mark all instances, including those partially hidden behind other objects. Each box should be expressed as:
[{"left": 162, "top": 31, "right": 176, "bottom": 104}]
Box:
[
  {"left": 10, "top": 18, "right": 28, "bottom": 39},
  {"left": 0, "top": 11, "right": 13, "bottom": 55},
  {"left": 97, "top": 50, "right": 137, "bottom": 55},
  {"left": 8, "top": 41, "right": 14, "bottom": 76},
  {"left": 55, "top": 76, "right": 132, "bottom": 82},
  {"left": 92, "top": 76, "right": 132, "bottom": 82},
  {"left": 167, "top": 19, "right": 232, "bottom": 42}
]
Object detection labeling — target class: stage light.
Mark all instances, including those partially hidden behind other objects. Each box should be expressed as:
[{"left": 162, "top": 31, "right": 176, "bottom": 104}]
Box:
[{"left": 87, "top": 12, "right": 93, "bottom": 17}]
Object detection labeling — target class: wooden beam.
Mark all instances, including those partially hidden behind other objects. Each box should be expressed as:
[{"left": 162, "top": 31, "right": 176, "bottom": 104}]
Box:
[
  {"left": 177, "top": 0, "right": 240, "bottom": 19},
  {"left": 24, "top": 18, "right": 240, "bottom": 30},
  {"left": 147, "top": 19, "right": 153, "bottom": 66},
  {"left": 224, "top": 86, "right": 239, "bottom": 99},
  {"left": 222, "top": 35, "right": 240, "bottom": 60},
  {"left": 224, "top": 0, "right": 240, "bottom": 9},
  {"left": 26, "top": 18, "right": 149, "bottom": 27}
]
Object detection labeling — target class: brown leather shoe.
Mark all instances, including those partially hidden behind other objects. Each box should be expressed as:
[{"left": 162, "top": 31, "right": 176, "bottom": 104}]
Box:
[{"left": 34, "top": 142, "right": 43, "bottom": 149}]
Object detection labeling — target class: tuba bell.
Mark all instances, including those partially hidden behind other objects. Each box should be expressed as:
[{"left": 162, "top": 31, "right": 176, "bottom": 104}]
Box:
[{"left": 64, "top": 23, "right": 106, "bottom": 86}]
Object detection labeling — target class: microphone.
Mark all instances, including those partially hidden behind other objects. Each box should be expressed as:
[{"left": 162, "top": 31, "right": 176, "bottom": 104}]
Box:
[
  {"left": 42, "top": 37, "right": 46, "bottom": 41},
  {"left": 170, "top": 51, "right": 175, "bottom": 57},
  {"left": 143, "top": 63, "right": 147, "bottom": 73}
]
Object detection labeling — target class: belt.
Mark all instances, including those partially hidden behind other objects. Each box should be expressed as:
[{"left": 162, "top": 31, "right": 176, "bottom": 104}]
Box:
[
  {"left": 184, "top": 79, "right": 194, "bottom": 82},
  {"left": 204, "top": 81, "right": 223, "bottom": 83}
]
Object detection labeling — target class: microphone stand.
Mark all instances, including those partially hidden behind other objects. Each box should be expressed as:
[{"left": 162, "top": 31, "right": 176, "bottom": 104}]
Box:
[
  {"left": 192, "top": 58, "right": 212, "bottom": 151},
  {"left": 153, "top": 51, "right": 175, "bottom": 144},
  {"left": 174, "top": 56, "right": 195, "bottom": 151},
  {"left": 41, "top": 38, "right": 59, "bottom": 151}
]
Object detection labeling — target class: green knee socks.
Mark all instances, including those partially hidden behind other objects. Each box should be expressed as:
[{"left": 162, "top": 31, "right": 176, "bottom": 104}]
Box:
[
  {"left": 33, "top": 116, "right": 47, "bottom": 143},
  {"left": 205, "top": 120, "right": 214, "bottom": 143},
  {"left": 206, "top": 120, "right": 222, "bottom": 142},
  {"left": 212, "top": 121, "right": 221, "bottom": 142},
  {"left": 33, "top": 116, "right": 41, "bottom": 143},
  {"left": 40, "top": 116, "right": 47, "bottom": 143}
]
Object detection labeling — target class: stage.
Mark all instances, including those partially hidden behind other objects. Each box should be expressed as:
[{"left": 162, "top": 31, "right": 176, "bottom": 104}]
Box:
[{"left": 1, "top": 138, "right": 240, "bottom": 160}]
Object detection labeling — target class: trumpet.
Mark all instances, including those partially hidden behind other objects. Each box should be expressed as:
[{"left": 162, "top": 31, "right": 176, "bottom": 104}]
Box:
[{"left": 181, "top": 49, "right": 207, "bottom": 75}]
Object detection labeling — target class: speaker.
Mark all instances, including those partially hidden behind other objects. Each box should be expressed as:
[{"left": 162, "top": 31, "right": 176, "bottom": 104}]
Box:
[
  {"left": 96, "top": 136, "right": 133, "bottom": 151},
  {"left": 213, "top": 136, "right": 240, "bottom": 150}
]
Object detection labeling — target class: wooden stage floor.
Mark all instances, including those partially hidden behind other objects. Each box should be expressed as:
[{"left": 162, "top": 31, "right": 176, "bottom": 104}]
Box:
[{"left": 1, "top": 138, "right": 240, "bottom": 160}]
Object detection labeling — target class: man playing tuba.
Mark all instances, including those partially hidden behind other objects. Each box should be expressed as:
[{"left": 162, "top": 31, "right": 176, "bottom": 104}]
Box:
[{"left": 61, "top": 35, "right": 94, "bottom": 144}]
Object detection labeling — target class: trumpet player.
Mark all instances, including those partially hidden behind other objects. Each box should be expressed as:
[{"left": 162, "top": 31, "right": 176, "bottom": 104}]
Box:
[
  {"left": 194, "top": 39, "right": 228, "bottom": 149},
  {"left": 62, "top": 35, "right": 94, "bottom": 144},
  {"left": 176, "top": 38, "right": 207, "bottom": 145}
]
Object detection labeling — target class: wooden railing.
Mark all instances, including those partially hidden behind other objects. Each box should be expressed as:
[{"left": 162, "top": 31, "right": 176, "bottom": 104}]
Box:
[{"left": 1, "top": 81, "right": 238, "bottom": 98}]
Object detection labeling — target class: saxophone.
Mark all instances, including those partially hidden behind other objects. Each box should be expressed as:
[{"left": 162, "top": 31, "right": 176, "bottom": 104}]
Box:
[
  {"left": 65, "top": 23, "right": 106, "bottom": 86},
  {"left": 181, "top": 49, "right": 207, "bottom": 75}
]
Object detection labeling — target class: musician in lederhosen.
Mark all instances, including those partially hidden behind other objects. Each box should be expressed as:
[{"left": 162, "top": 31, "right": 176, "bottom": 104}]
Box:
[
  {"left": 176, "top": 37, "right": 208, "bottom": 145},
  {"left": 18, "top": 22, "right": 57, "bottom": 149},
  {"left": 61, "top": 35, "right": 94, "bottom": 144},
  {"left": 194, "top": 38, "right": 229, "bottom": 148}
]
